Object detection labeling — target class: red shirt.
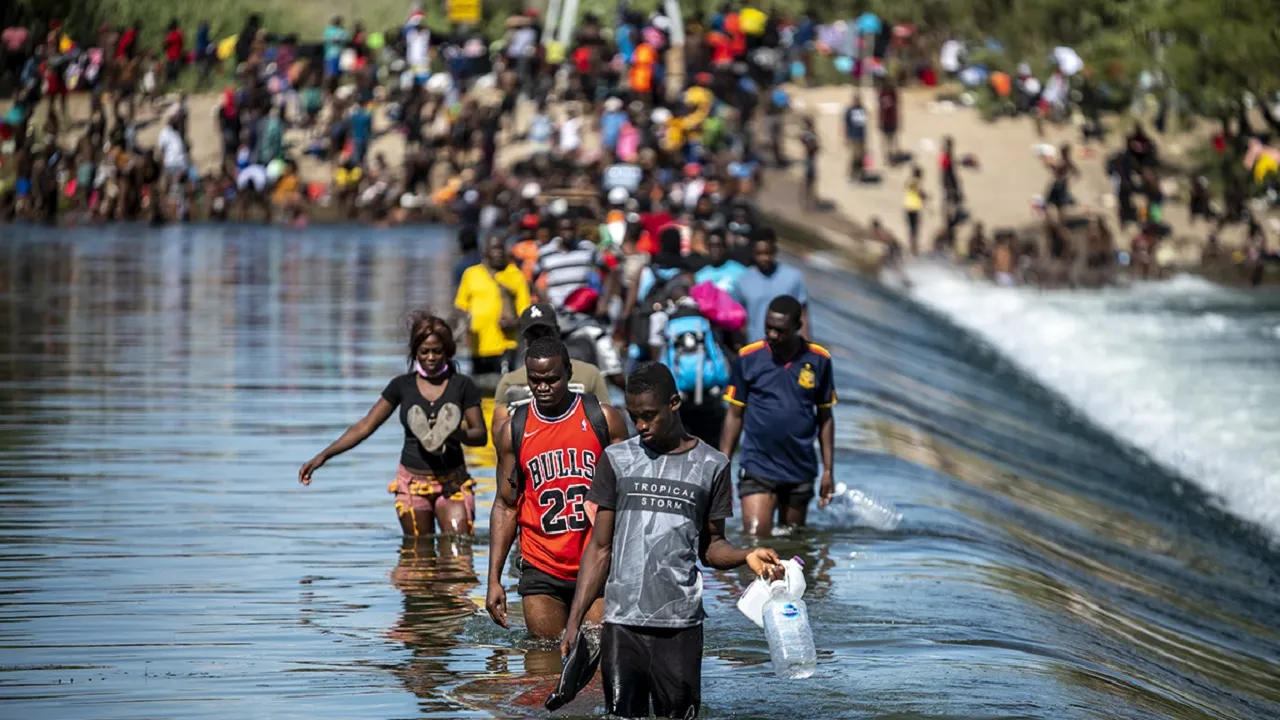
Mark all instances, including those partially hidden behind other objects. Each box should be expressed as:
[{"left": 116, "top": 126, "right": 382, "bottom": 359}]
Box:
[
  {"left": 116, "top": 29, "right": 136, "bottom": 60},
  {"left": 573, "top": 46, "right": 592, "bottom": 74},
  {"left": 516, "top": 396, "right": 604, "bottom": 580},
  {"left": 640, "top": 210, "right": 673, "bottom": 246},
  {"left": 877, "top": 86, "right": 898, "bottom": 130},
  {"left": 165, "top": 29, "right": 184, "bottom": 62}
]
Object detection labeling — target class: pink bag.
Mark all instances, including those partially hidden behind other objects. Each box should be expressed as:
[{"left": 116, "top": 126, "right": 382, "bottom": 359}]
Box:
[
  {"left": 690, "top": 281, "right": 746, "bottom": 332},
  {"left": 616, "top": 123, "right": 639, "bottom": 162}
]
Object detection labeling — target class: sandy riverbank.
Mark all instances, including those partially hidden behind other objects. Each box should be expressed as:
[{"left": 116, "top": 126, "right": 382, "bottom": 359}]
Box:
[{"left": 759, "top": 85, "right": 1241, "bottom": 262}]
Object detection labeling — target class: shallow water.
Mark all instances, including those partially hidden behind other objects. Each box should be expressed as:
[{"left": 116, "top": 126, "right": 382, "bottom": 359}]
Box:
[{"left": 1, "top": 226, "right": 1278, "bottom": 720}]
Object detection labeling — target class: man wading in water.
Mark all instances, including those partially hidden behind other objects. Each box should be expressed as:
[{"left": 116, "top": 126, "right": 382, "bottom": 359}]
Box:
[
  {"left": 562, "top": 362, "right": 783, "bottom": 719},
  {"left": 721, "top": 295, "right": 836, "bottom": 535},
  {"left": 486, "top": 336, "right": 628, "bottom": 638},
  {"left": 490, "top": 303, "right": 614, "bottom": 437}
]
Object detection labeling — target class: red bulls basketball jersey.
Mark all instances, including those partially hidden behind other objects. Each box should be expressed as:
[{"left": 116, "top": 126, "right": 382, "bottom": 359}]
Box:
[{"left": 516, "top": 395, "right": 606, "bottom": 580}]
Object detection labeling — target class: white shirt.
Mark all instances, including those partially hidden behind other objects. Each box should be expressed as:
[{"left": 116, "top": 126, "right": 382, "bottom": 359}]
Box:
[
  {"left": 940, "top": 40, "right": 963, "bottom": 73},
  {"left": 508, "top": 28, "right": 536, "bottom": 58},
  {"left": 681, "top": 179, "right": 705, "bottom": 209},
  {"left": 406, "top": 27, "right": 430, "bottom": 68},
  {"left": 559, "top": 116, "right": 582, "bottom": 153},
  {"left": 157, "top": 125, "right": 187, "bottom": 170}
]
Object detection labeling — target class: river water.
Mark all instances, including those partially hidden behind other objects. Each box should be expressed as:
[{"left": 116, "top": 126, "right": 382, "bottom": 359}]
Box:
[{"left": 2, "top": 226, "right": 1278, "bottom": 720}]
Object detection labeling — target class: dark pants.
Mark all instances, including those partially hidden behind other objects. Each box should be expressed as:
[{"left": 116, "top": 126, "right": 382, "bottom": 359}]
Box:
[
  {"left": 602, "top": 623, "right": 703, "bottom": 719},
  {"left": 471, "top": 355, "right": 505, "bottom": 376},
  {"left": 849, "top": 139, "right": 865, "bottom": 179},
  {"left": 906, "top": 210, "right": 921, "bottom": 252}
]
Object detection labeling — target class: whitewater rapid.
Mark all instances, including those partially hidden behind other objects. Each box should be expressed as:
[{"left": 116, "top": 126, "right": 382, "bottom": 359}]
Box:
[{"left": 907, "top": 264, "right": 1280, "bottom": 540}]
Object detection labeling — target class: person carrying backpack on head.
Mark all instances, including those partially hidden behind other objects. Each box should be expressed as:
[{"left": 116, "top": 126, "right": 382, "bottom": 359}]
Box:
[
  {"left": 622, "top": 225, "right": 699, "bottom": 364},
  {"left": 649, "top": 279, "right": 732, "bottom": 446}
]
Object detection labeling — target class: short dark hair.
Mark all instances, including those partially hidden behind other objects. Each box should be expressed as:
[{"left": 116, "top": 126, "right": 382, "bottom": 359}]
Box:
[
  {"left": 626, "top": 361, "right": 678, "bottom": 400},
  {"left": 525, "top": 335, "right": 571, "bottom": 371},
  {"left": 767, "top": 294, "right": 803, "bottom": 328},
  {"left": 753, "top": 226, "right": 777, "bottom": 246}
]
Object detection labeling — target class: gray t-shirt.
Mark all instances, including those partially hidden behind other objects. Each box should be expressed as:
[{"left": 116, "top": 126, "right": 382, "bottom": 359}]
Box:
[{"left": 587, "top": 437, "right": 734, "bottom": 628}]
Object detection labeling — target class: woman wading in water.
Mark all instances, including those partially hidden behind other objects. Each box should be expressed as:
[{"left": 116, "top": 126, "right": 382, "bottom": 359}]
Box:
[{"left": 299, "top": 312, "right": 487, "bottom": 535}]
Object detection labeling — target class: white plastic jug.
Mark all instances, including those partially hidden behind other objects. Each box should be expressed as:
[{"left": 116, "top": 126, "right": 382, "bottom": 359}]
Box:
[{"left": 738, "top": 557, "right": 806, "bottom": 629}]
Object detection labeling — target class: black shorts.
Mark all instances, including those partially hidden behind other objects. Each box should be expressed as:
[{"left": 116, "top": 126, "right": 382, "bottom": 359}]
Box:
[
  {"left": 739, "top": 471, "right": 814, "bottom": 510},
  {"left": 602, "top": 622, "right": 702, "bottom": 719},
  {"left": 517, "top": 561, "right": 576, "bottom": 607}
]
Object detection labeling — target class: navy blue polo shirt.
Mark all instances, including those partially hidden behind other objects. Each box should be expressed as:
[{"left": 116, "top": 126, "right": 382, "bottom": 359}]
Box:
[{"left": 725, "top": 340, "right": 836, "bottom": 484}]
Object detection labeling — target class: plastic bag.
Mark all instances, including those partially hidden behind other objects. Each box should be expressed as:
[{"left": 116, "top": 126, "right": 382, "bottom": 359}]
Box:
[{"left": 689, "top": 281, "right": 747, "bottom": 332}]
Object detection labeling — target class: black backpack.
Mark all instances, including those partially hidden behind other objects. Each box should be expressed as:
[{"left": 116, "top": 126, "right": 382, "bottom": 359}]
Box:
[
  {"left": 628, "top": 270, "right": 688, "bottom": 350},
  {"left": 510, "top": 393, "right": 611, "bottom": 497}
]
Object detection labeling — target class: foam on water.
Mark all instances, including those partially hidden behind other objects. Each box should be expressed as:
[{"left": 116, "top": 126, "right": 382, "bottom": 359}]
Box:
[{"left": 908, "top": 264, "right": 1280, "bottom": 538}]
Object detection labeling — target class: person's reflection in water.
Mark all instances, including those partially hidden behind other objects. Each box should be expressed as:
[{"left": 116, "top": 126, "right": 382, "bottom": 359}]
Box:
[
  {"left": 389, "top": 535, "right": 480, "bottom": 646},
  {"left": 388, "top": 535, "right": 481, "bottom": 700}
]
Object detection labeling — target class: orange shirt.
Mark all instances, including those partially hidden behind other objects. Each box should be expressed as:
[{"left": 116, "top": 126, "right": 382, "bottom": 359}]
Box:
[
  {"left": 511, "top": 239, "right": 540, "bottom": 281},
  {"left": 991, "top": 72, "right": 1012, "bottom": 98},
  {"left": 516, "top": 396, "right": 604, "bottom": 580},
  {"left": 631, "top": 43, "right": 656, "bottom": 92}
]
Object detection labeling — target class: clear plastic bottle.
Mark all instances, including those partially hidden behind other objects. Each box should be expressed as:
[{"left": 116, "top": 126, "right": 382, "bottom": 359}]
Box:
[
  {"left": 829, "top": 482, "right": 903, "bottom": 531},
  {"left": 761, "top": 560, "right": 816, "bottom": 679}
]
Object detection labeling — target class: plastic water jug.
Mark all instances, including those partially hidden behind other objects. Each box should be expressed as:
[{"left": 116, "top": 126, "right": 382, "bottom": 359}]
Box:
[
  {"left": 761, "top": 560, "right": 816, "bottom": 679},
  {"left": 738, "top": 557, "right": 806, "bottom": 628}
]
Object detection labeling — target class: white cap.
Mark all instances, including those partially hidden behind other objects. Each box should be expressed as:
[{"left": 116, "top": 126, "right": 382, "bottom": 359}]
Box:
[
  {"left": 651, "top": 107, "right": 672, "bottom": 124},
  {"left": 522, "top": 182, "right": 541, "bottom": 199},
  {"left": 549, "top": 198, "right": 568, "bottom": 216},
  {"left": 608, "top": 186, "right": 629, "bottom": 205}
]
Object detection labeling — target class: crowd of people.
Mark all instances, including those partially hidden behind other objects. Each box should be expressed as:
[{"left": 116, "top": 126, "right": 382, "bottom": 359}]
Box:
[
  {"left": 6, "top": 6, "right": 1270, "bottom": 288},
  {"left": 229, "top": 6, "right": 855, "bottom": 717},
  {"left": 9, "top": 2, "right": 1278, "bottom": 716},
  {"left": 0, "top": 6, "right": 860, "bottom": 227},
  {"left": 299, "top": 265, "right": 835, "bottom": 718}
]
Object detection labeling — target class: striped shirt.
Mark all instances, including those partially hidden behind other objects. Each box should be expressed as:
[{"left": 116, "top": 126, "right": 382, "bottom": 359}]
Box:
[{"left": 534, "top": 239, "right": 602, "bottom": 308}]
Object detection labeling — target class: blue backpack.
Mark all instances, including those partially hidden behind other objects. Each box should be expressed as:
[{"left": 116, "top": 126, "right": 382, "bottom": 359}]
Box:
[{"left": 663, "top": 309, "right": 730, "bottom": 406}]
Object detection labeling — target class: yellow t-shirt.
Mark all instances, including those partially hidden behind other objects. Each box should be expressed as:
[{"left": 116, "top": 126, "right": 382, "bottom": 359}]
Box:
[
  {"left": 546, "top": 41, "right": 566, "bottom": 65},
  {"left": 454, "top": 263, "right": 531, "bottom": 358},
  {"left": 904, "top": 182, "right": 924, "bottom": 212}
]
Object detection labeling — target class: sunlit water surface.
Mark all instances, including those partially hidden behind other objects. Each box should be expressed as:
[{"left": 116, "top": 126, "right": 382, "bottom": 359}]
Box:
[{"left": 1, "top": 226, "right": 1278, "bottom": 720}]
